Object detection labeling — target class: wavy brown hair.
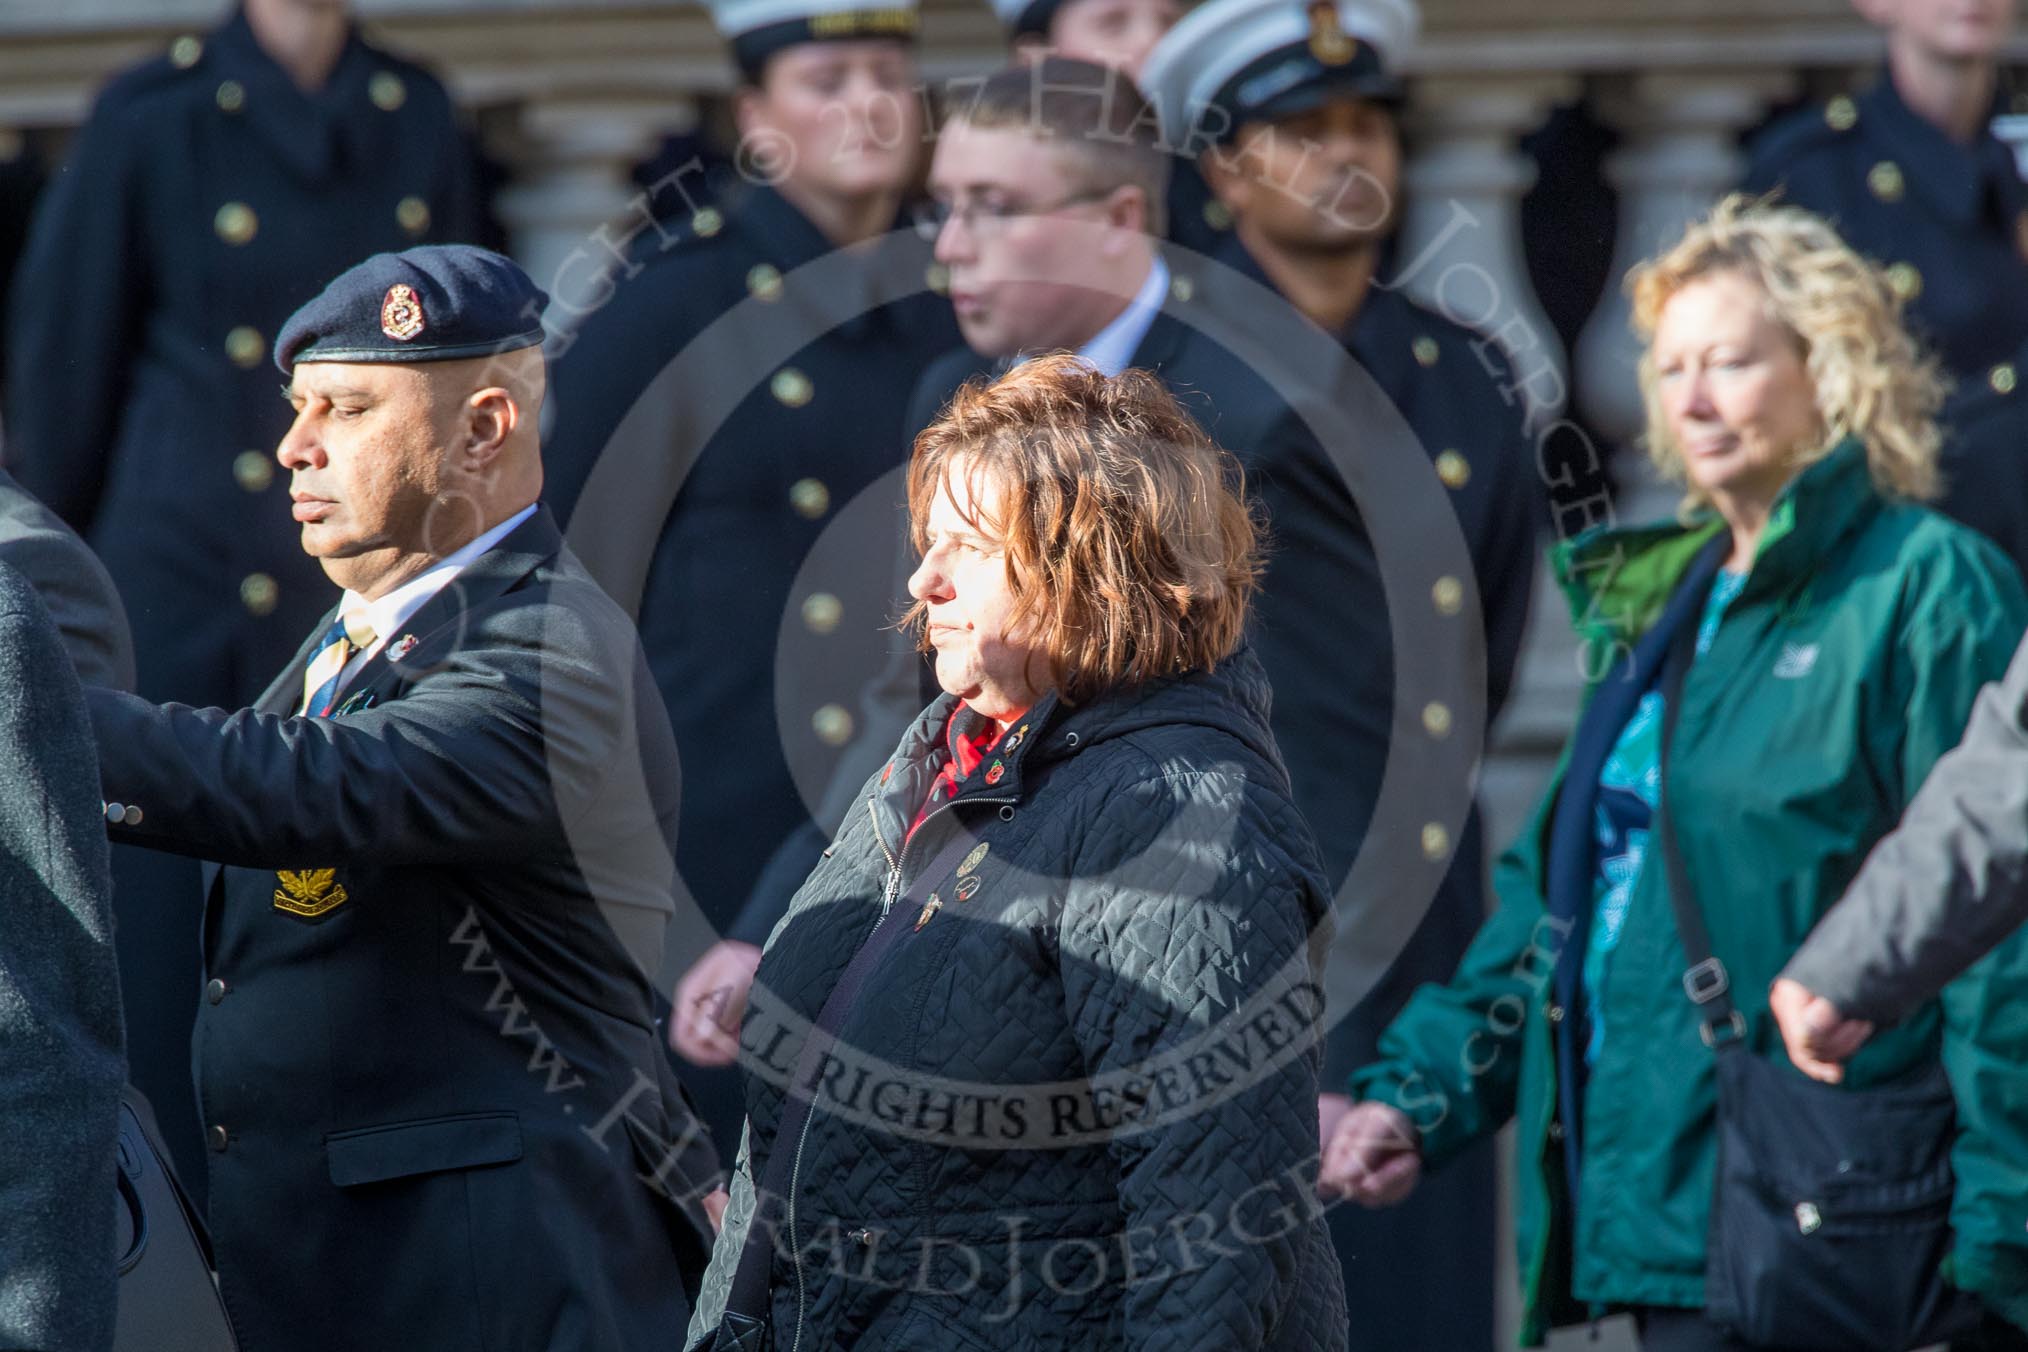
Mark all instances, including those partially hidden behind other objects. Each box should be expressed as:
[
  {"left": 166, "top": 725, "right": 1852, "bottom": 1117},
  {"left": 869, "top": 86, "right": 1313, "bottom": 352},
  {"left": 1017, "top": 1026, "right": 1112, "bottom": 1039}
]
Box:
[
  {"left": 904, "top": 354, "right": 1261, "bottom": 704},
  {"left": 1629, "top": 193, "right": 1944, "bottom": 509}
]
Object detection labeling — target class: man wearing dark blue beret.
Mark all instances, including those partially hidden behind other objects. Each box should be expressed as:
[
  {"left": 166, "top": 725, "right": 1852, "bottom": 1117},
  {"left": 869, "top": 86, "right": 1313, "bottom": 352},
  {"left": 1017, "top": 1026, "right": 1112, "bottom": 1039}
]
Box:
[{"left": 81, "top": 244, "right": 723, "bottom": 1352}]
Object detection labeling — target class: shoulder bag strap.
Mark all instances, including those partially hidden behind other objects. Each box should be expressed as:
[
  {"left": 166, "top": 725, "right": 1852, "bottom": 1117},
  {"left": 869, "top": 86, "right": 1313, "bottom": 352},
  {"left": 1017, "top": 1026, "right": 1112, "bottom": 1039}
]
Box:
[{"left": 1656, "top": 602, "right": 1748, "bottom": 1049}]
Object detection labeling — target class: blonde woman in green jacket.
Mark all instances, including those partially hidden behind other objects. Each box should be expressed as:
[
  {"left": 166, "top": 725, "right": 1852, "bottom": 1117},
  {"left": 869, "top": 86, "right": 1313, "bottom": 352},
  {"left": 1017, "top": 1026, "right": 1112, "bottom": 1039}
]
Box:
[{"left": 1320, "top": 196, "right": 2028, "bottom": 1351}]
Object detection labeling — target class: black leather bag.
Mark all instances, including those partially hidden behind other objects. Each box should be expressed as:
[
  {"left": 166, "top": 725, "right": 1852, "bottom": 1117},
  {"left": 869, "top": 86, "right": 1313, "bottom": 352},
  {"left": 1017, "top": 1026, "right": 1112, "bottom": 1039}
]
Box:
[
  {"left": 113, "top": 1089, "right": 241, "bottom": 1352},
  {"left": 1655, "top": 620, "right": 1980, "bottom": 1352}
]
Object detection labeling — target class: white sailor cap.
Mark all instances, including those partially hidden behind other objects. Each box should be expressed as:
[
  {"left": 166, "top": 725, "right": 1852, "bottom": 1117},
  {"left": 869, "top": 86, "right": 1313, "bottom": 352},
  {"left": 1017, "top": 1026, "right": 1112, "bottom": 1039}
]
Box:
[
  {"left": 1139, "top": 0, "right": 1417, "bottom": 148},
  {"left": 709, "top": 0, "right": 921, "bottom": 80}
]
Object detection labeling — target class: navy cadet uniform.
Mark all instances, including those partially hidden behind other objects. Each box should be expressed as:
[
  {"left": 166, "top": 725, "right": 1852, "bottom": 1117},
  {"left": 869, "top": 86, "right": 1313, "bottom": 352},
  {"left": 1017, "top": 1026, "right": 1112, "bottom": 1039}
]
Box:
[
  {"left": 84, "top": 247, "right": 718, "bottom": 1352},
  {"left": 3, "top": 6, "right": 483, "bottom": 1192},
  {"left": 1143, "top": 2, "right": 1538, "bottom": 1345},
  {"left": 1744, "top": 77, "right": 2028, "bottom": 580},
  {"left": 982, "top": 0, "right": 1235, "bottom": 257},
  {"left": 540, "top": 0, "right": 961, "bottom": 1154}
]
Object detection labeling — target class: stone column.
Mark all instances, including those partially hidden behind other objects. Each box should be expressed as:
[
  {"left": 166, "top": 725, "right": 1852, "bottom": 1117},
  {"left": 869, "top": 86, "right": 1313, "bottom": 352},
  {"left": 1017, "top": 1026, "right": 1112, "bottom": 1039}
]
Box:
[
  {"left": 1396, "top": 73, "right": 1579, "bottom": 428},
  {"left": 491, "top": 94, "right": 686, "bottom": 310},
  {"left": 1572, "top": 70, "right": 1792, "bottom": 513}
]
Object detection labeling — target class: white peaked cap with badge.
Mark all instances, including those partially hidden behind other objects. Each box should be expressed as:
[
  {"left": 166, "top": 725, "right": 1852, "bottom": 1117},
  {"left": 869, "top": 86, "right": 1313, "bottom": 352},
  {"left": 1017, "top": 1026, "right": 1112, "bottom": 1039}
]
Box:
[
  {"left": 708, "top": 0, "right": 922, "bottom": 79},
  {"left": 1138, "top": 0, "right": 1419, "bottom": 149}
]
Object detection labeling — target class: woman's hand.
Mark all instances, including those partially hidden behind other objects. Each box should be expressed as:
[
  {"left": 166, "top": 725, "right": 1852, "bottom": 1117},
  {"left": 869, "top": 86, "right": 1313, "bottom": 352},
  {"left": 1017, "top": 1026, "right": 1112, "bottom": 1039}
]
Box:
[
  {"left": 1318, "top": 1101, "right": 1423, "bottom": 1207},
  {"left": 669, "top": 940, "right": 763, "bottom": 1066}
]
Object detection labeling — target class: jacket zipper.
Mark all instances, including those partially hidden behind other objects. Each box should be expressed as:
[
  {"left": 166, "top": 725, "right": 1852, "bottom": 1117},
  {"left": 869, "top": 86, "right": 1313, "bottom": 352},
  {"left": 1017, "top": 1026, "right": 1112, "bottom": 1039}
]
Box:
[{"left": 782, "top": 792, "right": 1011, "bottom": 1352}]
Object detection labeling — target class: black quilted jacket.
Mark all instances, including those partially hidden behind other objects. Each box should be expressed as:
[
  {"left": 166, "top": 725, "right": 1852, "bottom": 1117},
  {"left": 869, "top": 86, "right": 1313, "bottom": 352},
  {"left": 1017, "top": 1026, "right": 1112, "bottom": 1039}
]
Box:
[{"left": 688, "top": 649, "right": 1349, "bottom": 1351}]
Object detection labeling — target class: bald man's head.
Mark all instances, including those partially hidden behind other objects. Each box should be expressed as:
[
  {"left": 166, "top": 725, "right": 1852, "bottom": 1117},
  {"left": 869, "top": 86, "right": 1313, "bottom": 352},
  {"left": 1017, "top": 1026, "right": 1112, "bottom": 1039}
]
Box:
[{"left": 277, "top": 347, "right": 548, "bottom": 599}]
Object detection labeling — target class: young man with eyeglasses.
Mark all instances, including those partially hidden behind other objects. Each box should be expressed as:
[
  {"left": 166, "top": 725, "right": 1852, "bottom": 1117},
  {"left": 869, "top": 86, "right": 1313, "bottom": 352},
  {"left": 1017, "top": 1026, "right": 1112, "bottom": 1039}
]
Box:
[{"left": 542, "top": 0, "right": 959, "bottom": 1160}]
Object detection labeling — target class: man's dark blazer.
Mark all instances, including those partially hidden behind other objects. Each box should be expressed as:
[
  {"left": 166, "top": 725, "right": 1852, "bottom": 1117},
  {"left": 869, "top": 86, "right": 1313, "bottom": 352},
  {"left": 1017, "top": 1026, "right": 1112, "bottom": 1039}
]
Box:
[
  {"left": 0, "top": 559, "right": 124, "bottom": 1352},
  {"left": 0, "top": 467, "right": 133, "bottom": 690},
  {"left": 86, "top": 507, "right": 719, "bottom": 1352}
]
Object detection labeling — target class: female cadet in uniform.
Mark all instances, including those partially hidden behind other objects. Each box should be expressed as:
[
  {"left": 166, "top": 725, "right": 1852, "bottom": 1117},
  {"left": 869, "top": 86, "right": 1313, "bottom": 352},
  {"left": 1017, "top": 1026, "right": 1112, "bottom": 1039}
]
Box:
[
  {"left": 1326, "top": 198, "right": 2028, "bottom": 1350},
  {"left": 688, "top": 357, "right": 1346, "bottom": 1350}
]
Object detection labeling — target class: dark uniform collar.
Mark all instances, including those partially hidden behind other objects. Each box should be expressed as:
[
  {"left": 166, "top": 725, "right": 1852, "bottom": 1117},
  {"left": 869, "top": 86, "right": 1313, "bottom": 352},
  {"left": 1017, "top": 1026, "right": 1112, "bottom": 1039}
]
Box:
[
  {"left": 1213, "top": 230, "right": 1406, "bottom": 360},
  {"left": 211, "top": 5, "right": 379, "bottom": 184},
  {"left": 728, "top": 183, "right": 928, "bottom": 336},
  {"left": 1858, "top": 72, "right": 2024, "bottom": 229}
]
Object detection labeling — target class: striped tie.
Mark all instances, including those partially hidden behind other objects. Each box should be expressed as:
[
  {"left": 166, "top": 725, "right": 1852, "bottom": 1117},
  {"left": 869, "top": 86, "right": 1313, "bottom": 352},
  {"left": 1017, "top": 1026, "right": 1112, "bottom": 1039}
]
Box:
[{"left": 298, "top": 609, "right": 377, "bottom": 717}]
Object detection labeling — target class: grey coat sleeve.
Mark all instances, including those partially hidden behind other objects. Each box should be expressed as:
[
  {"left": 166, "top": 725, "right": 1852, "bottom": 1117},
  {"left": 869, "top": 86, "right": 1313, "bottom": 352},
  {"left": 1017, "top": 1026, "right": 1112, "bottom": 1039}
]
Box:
[
  {"left": 0, "top": 572, "right": 125, "bottom": 1352},
  {"left": 0, "top": 471, "right": 136, "bottom": 691},
  {"left": 1782, "top": 633, "right": 2028, "bottom": 1024}
]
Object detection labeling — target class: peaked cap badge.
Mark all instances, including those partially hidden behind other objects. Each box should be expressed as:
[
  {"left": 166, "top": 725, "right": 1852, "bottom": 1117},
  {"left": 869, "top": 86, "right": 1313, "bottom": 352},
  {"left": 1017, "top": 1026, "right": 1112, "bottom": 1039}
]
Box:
[{"left": 1307, "top": 0, "right": 1356, "bottom": 66}]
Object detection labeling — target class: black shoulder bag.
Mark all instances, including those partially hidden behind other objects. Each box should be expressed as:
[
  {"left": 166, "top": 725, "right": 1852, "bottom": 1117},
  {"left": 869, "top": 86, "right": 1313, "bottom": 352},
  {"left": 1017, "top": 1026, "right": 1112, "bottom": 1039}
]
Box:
[
  {"left": 697, "top": 827, "right": 979, "bottom": 1352},
  {"left": 112, "top": 1088, "right": 241, "bottom": 1352},
  {"left": 1654, "top": 616, "right": 1981, "bottom": 1351}
]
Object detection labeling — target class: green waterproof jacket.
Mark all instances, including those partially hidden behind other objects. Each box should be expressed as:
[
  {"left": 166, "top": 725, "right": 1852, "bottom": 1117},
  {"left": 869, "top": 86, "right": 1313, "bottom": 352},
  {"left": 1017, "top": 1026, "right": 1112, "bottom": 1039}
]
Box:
[{"left": 1350, "top": 441, "right": 2028, "bottom": 1343}]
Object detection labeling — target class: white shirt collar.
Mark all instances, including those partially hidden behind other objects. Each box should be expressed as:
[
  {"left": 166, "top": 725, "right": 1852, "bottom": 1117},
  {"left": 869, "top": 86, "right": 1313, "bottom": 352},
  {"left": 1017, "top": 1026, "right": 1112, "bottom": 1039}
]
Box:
[
  {"left": 339, "top": 502, "right": 538, "bottom": 667},
  {"left": 1073, "top": 255, "right": 1169, "bottom": 378}
]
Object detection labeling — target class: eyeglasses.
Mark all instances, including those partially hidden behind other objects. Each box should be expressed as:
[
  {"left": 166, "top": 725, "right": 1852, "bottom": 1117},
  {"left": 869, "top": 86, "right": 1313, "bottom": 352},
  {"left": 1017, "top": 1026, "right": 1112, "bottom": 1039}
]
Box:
[{"left": 911, "top": 188, "right": 1115, "bottom": 241}]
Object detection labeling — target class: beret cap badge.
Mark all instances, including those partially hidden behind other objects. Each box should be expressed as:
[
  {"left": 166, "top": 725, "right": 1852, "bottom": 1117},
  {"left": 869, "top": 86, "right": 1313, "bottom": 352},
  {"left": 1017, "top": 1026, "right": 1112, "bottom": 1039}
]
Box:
[
  {"left": 1307, "top": 1, "right": 1356, "bottom": 65},
  {"left": 380, "top": 283, "right": 426, "bottom": 341}
]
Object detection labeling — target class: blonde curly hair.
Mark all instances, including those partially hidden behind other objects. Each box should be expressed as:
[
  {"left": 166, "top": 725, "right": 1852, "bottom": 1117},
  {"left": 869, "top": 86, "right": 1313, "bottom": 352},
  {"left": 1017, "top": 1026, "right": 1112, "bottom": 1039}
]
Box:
[{"left": 1628, "top": 193, "right": 1943, "bottom": 508}]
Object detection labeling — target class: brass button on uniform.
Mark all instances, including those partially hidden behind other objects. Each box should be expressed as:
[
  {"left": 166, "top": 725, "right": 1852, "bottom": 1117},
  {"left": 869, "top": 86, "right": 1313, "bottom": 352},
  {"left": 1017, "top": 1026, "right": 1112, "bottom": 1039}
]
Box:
[
  {"left": 691, "top": 207, "right": 724, "bottom": 238},
  {"left": 1992, "top": 363, "right": 2018, "bottom": 395},
  {"left": 1412, "top": 335, "right": 1440, "bottom": 368},
  {"left": 747, "top": 263, "right": 783, "bottom": 302},
  {"left": 1421, "top": 701, "right": 1452, "bottom": 738},
  {"left": 1867, "top": 160, "right": 1904, "bottom": 203},
  {"left": 214, "top": 201, "right": 258, "bottom": 246},
  {"left": 812, "top": 703, "right": 854, "bottom": 746},
  {"left": 1434, "top": 449, "right": 1470, "bottom": 489},
  {"left": 170, "top": 34, "right": 204, "bottom": 68},
  {"left": 1202, "top": 199, "right": 1234, "bottom": 232},
  {"left": 233, "top": 450, "right": 274, "bottom": 493},
  {"left": 239, "top": 572, "right": 279, "bottom": 616},
  {"left": 1823, "top": 95, "right": 1857, "bottom": 132},
  {"left": 368, "top": 71, "right": 407, "bottom": 112},
  {"left": 789, "top": 478, "right": 830, "bottom": 519},
  {"left": 396, "top": 195, "right": 431, "bottom": 236},
  {"left": 208, "top": 1125, "right": 230, "bottom": 1152},
  {"left": 1432, "top": 575, "right": 1464, "bottom": 616},
  {"left": 925, "top": 262, "right": 950, "bottom": 296},
  {"left": 225, "top": 325, "right": 265, "bottom": 369},
  {"left": 216, "top": 80, "right": 246, "bottom": 114},
  {"left": 1420, "top": 822, "right": 1451, "bottom": 861},
  {"left": 206, "top": 978, "right": 230, "bottom": 1006},
  {"left": 1545, "top": 1003, "right": 1565, "bottom": 1024},
  {"left": 1170, "top": 275, "right": 1195, "bottom": 303},
  {"left": 802, "top": 592, "right": 842, "bottom": 634},
  {"left": 1885, "top": 262, "right": 1921, "bottom": 303},
  {"left": 771, "top": 368, "right": 813, "bottom": 408}
]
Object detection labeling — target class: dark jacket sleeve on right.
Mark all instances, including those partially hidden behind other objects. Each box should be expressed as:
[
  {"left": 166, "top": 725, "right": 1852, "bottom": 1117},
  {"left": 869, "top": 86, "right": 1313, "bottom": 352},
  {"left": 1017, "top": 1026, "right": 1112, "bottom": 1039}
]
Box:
[{"left": 1782, "top": 632, "right": 2028, "bottom": 1024}]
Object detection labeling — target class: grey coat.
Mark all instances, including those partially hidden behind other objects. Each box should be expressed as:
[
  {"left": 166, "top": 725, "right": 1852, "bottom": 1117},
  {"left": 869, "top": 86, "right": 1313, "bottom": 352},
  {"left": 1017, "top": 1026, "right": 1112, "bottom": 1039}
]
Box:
[
  {"left": 690, "top": 650, "right": 1348, "bottom": 1351},
  {"left": 0, "top": 558, "right": 125, "bottom": 1352},
  {"left": 0, "top": 468, "right": 134, "bottom": 690},
  {"left": 1783, "top": 631, "right": 2028, "bottom": 1023}
]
